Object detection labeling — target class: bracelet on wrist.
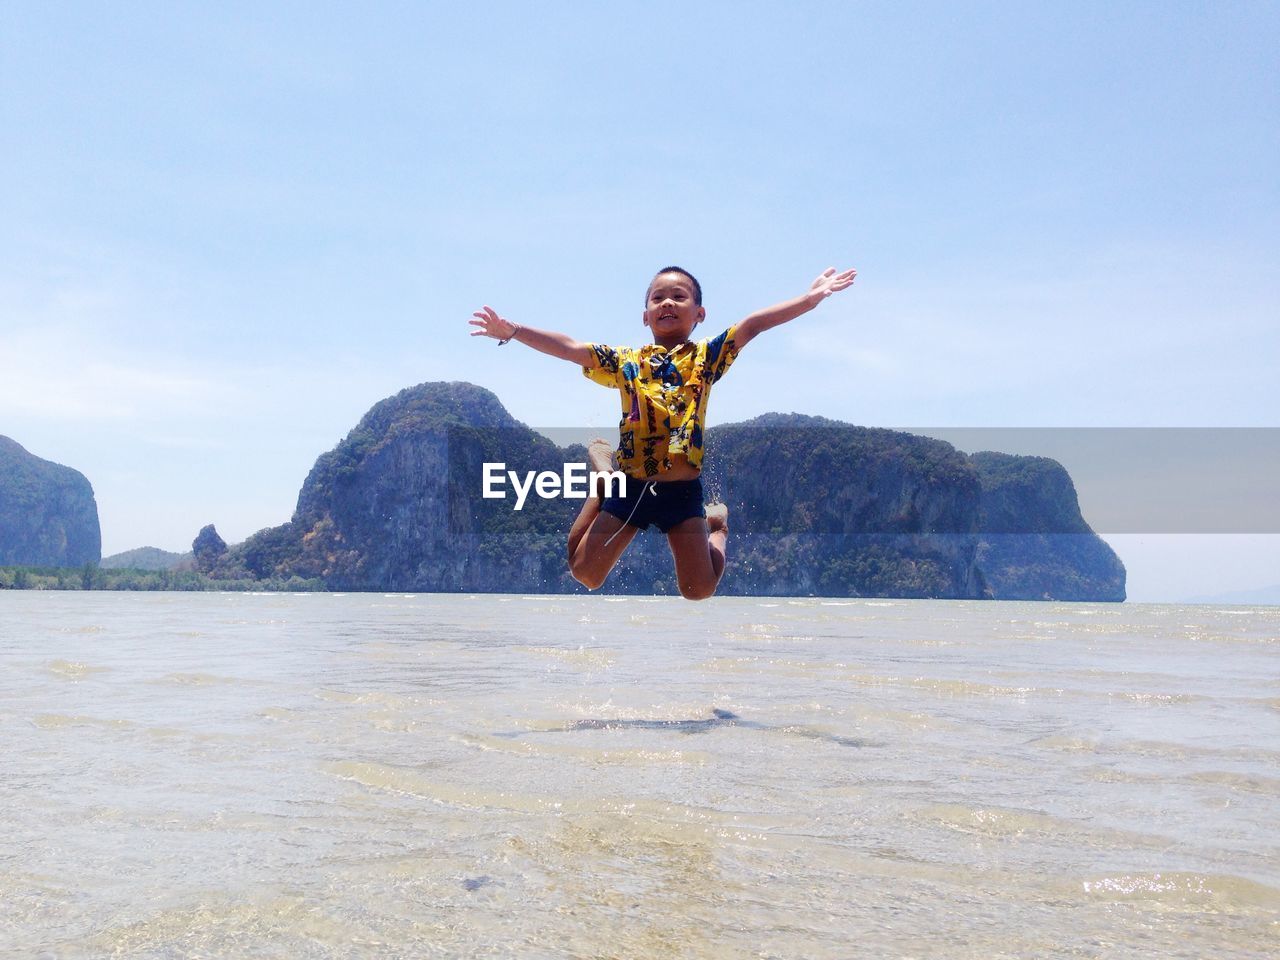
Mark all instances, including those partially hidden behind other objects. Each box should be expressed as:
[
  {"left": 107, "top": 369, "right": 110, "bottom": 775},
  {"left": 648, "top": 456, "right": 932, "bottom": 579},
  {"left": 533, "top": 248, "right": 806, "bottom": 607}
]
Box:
[{"left": 498, "top": 324, "right": 520, "bottom": 346}]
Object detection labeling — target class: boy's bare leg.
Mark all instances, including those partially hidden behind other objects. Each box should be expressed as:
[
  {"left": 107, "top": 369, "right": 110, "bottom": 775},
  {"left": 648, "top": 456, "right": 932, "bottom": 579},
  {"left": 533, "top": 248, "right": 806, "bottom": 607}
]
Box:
[
  {"left": 567, "top": 439, "right": 638, "bottom": 590},
  {"left": 666, "top": 503, "right": 729, "bottom": 601},
  {"left": 567, "top": 439, "right": 618, "bottom": 559},
  {"left": 705, "top": 502, "right": 729, "bottom": 580}
]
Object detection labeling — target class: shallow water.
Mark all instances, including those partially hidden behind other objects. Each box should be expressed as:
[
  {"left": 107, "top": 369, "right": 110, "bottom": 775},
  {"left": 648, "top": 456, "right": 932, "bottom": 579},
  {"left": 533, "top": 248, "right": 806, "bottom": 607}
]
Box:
[{"left": 2, "top": 592, "right": 1278, "bottom": 958}]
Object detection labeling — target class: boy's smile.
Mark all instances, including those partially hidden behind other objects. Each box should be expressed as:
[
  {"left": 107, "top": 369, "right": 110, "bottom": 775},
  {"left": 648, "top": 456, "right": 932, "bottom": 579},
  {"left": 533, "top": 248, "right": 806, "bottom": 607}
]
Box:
[{"left": 644, "top": 272, "right": 705, "bottom": 349}]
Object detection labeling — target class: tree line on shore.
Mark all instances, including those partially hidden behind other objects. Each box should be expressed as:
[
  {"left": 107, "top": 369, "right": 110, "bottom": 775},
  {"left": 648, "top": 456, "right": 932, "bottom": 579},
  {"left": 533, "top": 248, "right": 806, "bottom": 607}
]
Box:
[{"left": 0, "top": 564, "right": 323, "bottom": 592}]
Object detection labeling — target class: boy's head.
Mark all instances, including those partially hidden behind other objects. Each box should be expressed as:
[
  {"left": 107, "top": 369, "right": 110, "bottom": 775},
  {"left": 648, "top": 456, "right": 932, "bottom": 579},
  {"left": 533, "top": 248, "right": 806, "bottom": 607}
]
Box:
[
  {"left": 644, "top": 266, "right": 705, "bottom": 342},
  {"left": 646, "top": 266, "right": 701, "bottom": 307}
]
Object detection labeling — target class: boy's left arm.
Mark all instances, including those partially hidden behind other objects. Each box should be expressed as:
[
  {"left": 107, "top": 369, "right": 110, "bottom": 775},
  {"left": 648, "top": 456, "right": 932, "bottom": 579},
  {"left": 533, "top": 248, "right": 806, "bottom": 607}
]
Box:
[{"left": 734, "top": 267, "right": 857, "bottom": 348}]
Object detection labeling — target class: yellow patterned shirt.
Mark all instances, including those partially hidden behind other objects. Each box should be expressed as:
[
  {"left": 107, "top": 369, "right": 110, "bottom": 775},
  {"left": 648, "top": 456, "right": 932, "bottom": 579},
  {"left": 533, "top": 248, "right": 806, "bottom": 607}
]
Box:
[{"left": 583, "top": 326, "right": 739, "bottom": 479}]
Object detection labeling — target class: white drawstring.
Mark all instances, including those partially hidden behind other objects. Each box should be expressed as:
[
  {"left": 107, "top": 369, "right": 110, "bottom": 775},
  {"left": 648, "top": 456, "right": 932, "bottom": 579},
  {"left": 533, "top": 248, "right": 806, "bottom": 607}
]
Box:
[{"left": 604, "top": 481, "right": 657, "bottom": 545}]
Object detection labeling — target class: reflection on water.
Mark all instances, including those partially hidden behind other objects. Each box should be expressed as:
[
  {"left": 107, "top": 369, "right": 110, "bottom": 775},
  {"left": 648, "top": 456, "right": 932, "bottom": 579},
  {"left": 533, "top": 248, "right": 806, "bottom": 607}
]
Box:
[
  {"left": 2, "top": 592, "right": 1278, "bottom": 959},
  {"left": 503, "top": 708, "right": 879, "bottom": 749}
]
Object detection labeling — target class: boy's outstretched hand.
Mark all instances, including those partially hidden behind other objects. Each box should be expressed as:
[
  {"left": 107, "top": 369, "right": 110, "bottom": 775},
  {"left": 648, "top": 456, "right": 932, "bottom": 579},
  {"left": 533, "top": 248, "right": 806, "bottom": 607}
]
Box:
[
  {"left": 808, "top": 267, "right": 857, "bottom": 303},
  {"left": 467, "top": 307, "right": 593, "bottom": 364},
  {"left": 470, "top": 305, "right": 518, "bottom": 341},
  {"left": 735, "top": 265, "right": 858, "bottom": 348}
]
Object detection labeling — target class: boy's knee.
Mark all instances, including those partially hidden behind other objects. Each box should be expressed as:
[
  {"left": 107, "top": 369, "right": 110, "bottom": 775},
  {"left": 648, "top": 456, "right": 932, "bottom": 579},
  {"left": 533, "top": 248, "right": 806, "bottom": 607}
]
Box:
[
  {"left": 678, "top": 581, "right": 717, "bottom": 601},
  {"left": 569, "top": 558, "right": 606, "bottom": 591}
]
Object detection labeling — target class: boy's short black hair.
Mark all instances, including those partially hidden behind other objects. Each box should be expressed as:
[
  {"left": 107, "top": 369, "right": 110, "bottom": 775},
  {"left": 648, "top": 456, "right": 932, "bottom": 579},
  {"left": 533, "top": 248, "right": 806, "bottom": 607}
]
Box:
[{"left": 648, "top": 266, "right": 702, "bottom": 306}]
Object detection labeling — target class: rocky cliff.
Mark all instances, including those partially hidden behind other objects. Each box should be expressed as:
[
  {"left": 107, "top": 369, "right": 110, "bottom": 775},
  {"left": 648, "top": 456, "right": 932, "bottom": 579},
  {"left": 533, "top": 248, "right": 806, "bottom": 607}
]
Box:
[
  {"left": 695, "top": 414, "right": 988, "bottom": 597},
  {"left": 969, "top": 451, "right": 1126, "bottom": 600},
  {"left": 211, "top": 383, "right": 1124, "bottom": 599},
  {"left": 0, "top": 436, "right": 101, "bottom": 567},
  {"left": 212, "top": 382, "right": 578, "bottom": 591}
]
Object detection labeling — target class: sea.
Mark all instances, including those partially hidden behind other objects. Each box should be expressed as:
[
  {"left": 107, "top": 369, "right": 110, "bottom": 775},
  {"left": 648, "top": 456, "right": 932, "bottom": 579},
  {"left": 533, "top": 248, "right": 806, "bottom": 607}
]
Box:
[{"left": 2, "top": 592, "right": 1277, "bottom": 959}]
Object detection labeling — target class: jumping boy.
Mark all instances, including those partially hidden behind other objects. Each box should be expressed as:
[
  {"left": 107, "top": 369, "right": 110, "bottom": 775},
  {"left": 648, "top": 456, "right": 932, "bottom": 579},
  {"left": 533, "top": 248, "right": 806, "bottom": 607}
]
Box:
[{"left": 470, "top": 265, "right": 856, "bottom": 600}]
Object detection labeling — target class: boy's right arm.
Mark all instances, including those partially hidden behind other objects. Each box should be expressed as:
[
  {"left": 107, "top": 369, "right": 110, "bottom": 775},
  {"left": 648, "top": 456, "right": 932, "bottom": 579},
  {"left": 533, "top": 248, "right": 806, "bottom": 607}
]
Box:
[{"left": 469, "top": 305, "right": 594, "bottom": 367}]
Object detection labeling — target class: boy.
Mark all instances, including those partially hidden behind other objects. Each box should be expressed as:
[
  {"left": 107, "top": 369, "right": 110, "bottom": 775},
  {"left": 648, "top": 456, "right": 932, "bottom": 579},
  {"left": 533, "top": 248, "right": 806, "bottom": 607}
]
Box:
[{"left": 470, "top": 265, "right": 856, "bottom": 599}]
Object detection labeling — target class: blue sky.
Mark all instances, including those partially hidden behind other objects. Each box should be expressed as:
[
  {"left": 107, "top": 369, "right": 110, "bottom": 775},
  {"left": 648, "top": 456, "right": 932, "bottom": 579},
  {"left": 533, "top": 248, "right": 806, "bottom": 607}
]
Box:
[{"left": 2, "top": 2, "right": 1277, "bottom": 600}]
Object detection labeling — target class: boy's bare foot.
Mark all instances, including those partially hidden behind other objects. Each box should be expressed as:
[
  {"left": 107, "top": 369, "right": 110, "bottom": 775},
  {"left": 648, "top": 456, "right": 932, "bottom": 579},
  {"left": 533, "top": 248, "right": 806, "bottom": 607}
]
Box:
[
  {"left": 705, "top": 502, "right": 729, "bottom": 534},
  {"left": 587, "top": 439, "right": 618, "bottom": 499},
  {"left": 587, "top": 438, "right": 615, "bottom": 472},
  {"left": 704, "top": 502, "right": 729, "bottom": 585}
]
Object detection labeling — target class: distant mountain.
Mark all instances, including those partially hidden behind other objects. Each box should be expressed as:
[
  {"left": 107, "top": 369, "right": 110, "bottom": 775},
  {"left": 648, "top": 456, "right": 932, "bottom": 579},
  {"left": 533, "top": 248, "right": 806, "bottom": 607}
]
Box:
[
  {"left": 205, "top": 382, "right": 1125, "bottom": 600},
  {"left": 0, "top": 436, "right": 101, "bottom": 567},
  {"left": 101, "top": 546, "right": 192, "bottom": 571}
]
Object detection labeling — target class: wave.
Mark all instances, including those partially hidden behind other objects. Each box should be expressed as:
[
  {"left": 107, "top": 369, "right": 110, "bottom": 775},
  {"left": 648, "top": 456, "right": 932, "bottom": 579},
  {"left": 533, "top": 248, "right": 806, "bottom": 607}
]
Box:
[{"left": 1080, "top": 871, "right": 1280, "bottom": 911}]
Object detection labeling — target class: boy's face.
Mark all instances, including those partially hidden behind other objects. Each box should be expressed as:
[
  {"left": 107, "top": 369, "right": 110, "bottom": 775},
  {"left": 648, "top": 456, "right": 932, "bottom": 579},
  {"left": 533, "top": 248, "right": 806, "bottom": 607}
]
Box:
[{"left": 643, "top": 272, "right": 705, "bottom": 343}]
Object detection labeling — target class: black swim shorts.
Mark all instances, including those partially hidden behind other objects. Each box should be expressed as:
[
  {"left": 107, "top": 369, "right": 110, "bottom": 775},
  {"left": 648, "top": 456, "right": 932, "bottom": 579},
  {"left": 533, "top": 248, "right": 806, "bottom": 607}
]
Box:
[{"left": 600, "top": 477, "right": 706, "bottom": 533}]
